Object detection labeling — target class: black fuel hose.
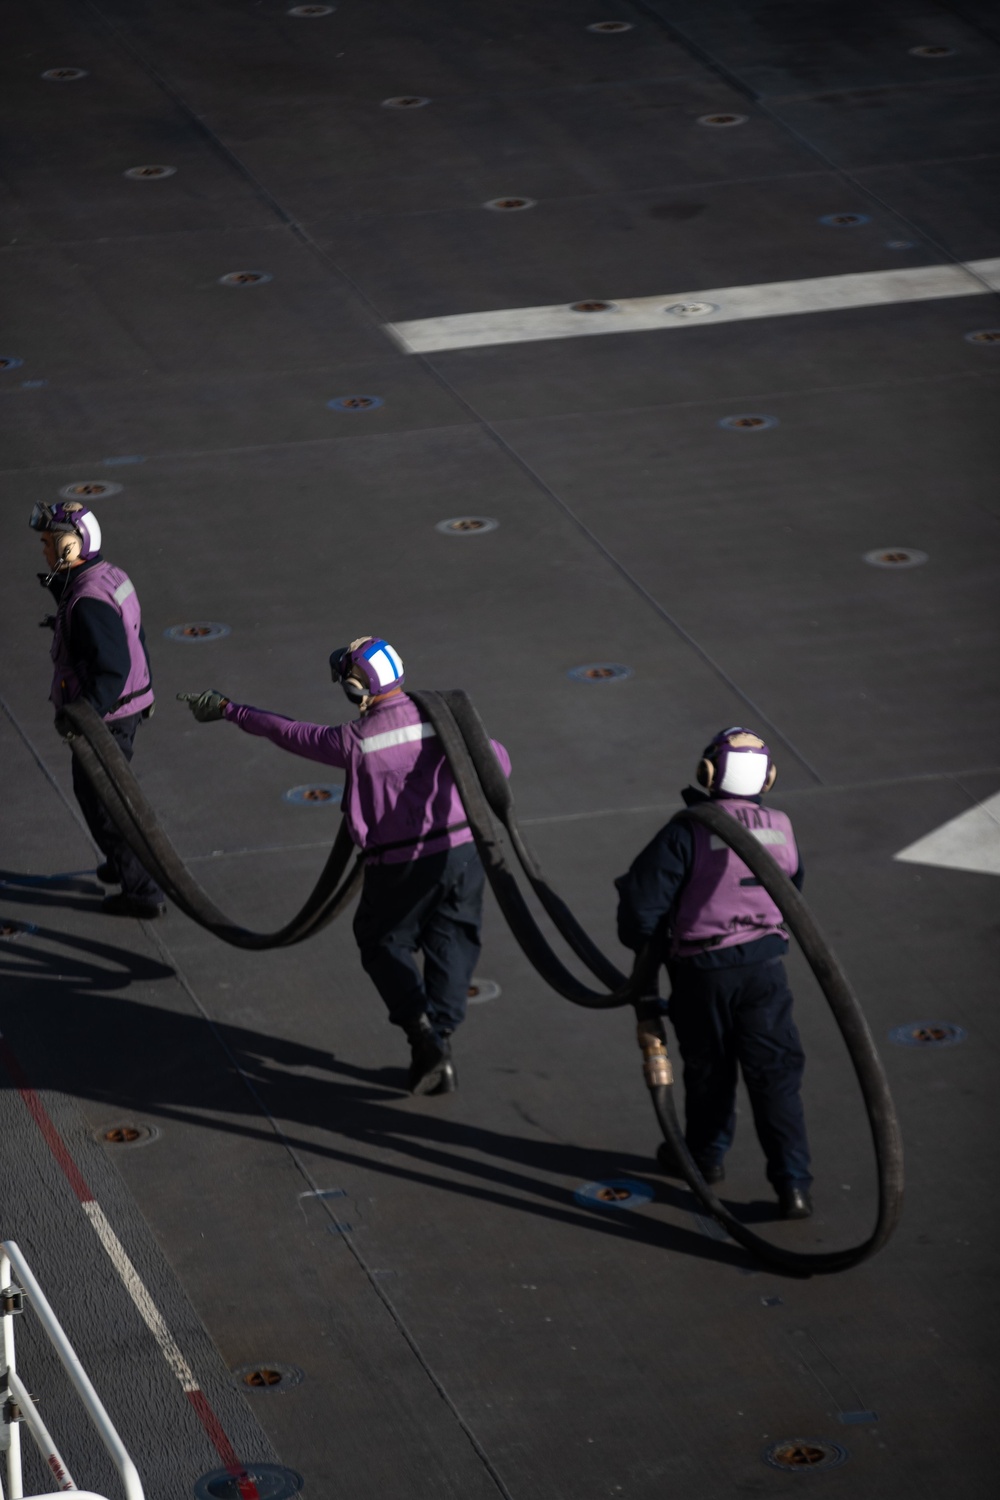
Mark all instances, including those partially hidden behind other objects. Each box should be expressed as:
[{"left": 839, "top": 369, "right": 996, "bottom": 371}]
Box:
[
  {"left": 62, "top": 700, "right": 364, "bottom": 948},
  {"left": 63, "top": 693, "right": 902, "bottom": 1269},
  {"left": 646, "top": 801, "right": 905, "bottom": 1274},
  {"left": 412, "top": 691, "right": 904, "bottom": 1273}
]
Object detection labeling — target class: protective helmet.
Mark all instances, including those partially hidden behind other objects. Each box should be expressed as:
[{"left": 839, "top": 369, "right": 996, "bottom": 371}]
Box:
[
  {"left": 329, "top": 636, "right": 404, "bottom": 704},
  {"left": 697, "top": 726, "right": 775, "bottom": 797},
  {"left": 29, "top": 501, "right": 102, "bottom": 560}
]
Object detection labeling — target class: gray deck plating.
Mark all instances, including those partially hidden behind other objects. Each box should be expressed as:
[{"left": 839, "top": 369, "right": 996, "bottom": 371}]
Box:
[{"left": 1, "top": 3, "right": 998, "bottom": 1498}]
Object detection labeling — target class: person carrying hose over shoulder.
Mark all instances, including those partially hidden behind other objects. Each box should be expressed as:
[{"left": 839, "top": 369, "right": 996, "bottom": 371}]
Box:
[
  {"left": 29, "top": 501, "right": 166, "bottom": 919},
  {"left": 615, "top": 728, "right": 813, "bottom": 1220},
  {"left": 179, "top": 637, "right": 511, "bottom": 1095}
]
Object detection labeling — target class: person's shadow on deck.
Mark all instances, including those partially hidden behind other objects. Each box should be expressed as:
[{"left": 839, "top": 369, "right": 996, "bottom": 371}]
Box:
[{"left": 0, "top": 911, "right": 761, "bottom": 1272}]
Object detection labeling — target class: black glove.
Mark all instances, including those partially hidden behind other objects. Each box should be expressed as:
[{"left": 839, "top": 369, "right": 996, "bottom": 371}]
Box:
[
  {"left": 177, "top": 690, "right": 230, "bottom": 723},
  {"left": 38, "top": 615, "right": 57, "bottom": 631},
  {"left": 54, "top": 711, "right": 76, "bottom": 741}
]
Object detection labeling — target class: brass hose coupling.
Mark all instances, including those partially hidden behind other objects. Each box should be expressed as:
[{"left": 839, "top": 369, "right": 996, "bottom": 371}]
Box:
[{"left": 637, "top": 1015, "right": 673, "bottom": 1088}]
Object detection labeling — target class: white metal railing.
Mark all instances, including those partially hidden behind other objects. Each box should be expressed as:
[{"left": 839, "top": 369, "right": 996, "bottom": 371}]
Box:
[{"left": 1, "top": 1242, "right": 144, "bottom": 1500}]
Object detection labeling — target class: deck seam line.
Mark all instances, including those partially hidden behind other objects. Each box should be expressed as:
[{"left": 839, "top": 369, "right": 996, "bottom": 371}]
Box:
[
  {"left": 79, "top": 0, "right": 996, "bottom": 791},
  {"left": 631, "top": 1, "right": 1000, "bottom": 292},
  {"left": 0, "top": 694, "right": 96, "bottom": 846},
  {"left": 0, "top": 365, "right": 991, "bottom": 478},
  {"left": 140, "top": 922, "right": 519, "bottom": 1500}
]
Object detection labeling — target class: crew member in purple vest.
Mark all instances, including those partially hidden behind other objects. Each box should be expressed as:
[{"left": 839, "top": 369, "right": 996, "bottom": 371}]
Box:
[
  {"left": 179, "top": 637, "right": 511, "bottom": 1095},
  {"left": 615, "top": 728, "right": 813, "bottom": 1220},
  {"left": 29, "top": 501, "right": 165, "bottom": 919}
]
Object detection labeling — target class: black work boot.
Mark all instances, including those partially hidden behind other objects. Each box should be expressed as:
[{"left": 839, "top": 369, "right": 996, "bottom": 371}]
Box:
[
  {"left": 426, "top": 1058, "right": 458, "bottom": 1095},
  {"left": 693, "top": 1157, "right": 725, "bottom": 1185},
  {"left": 406, "top": 1016, "right": 452, "bottom": 1096},
  {"left": 778, "top": 1184, "right": 813, "bottom": 1220}
]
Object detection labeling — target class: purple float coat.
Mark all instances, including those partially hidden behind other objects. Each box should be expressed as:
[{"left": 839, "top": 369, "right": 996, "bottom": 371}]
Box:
[
  {"left": 50, "top": 561, "right": 154, "bottom": 721},
  {"left": 670, "top": 798, "right": 799, "bottom": 958},
  {"left": 224, "top": 691, "right": 511, "bottom": 864}
]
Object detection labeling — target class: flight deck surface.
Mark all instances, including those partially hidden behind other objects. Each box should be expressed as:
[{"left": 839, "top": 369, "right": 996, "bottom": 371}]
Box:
[{"left": 1, "top": 3, "right": 998, "bottom": 1498}]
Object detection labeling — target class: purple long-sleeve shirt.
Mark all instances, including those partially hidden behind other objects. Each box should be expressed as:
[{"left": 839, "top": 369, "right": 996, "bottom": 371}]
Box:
[{"left": 224, "top": 691, "right": 510, "bottom": 864}]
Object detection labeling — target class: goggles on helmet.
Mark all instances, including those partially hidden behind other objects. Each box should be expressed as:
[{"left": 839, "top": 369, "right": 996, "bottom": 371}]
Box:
[{"left": 30, "top": 502, "right": 67, "bottom": 533}]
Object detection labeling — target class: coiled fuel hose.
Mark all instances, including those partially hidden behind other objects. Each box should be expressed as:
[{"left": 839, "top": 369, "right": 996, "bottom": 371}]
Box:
[
  {"left": 63, "top": 694, "right": 903, "bottom": 1271},
  {"left": 62, "top": 700, "right": 364, "bottom": 948}
]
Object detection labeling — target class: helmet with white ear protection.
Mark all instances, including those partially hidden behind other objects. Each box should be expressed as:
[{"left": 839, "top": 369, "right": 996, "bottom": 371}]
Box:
[
  {"left": 29, "top": 500, "right": 103, "bottom": 561},
  {"left": 696, "top": 727, "right": 776, "bottom": 797},
  {"left": 329, "top": 636, "right": 404, "bottom": 705}
]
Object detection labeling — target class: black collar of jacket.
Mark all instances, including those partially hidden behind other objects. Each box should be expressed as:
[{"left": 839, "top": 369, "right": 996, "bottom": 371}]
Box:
[
  {"left": 680, "top": 785, "right": 762, "bottom": 808},
  {"left": 46, "top": 553, "right": 103, "bottom": 601}
]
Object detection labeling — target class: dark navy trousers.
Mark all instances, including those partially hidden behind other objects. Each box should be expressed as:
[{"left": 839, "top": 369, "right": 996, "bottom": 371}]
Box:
[
  {"left": 667, "top": 957, "right": 812, "bottom": 1187},
  {"left": 353, "top": 842, "right": 485, "bottom": 1041},
  {"left": 71, "top": 713, "right": 164, "bottom": 903}
]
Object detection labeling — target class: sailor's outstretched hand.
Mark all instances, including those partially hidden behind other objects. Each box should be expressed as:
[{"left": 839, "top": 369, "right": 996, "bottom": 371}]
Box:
[{"left": 178, "top": 690, "right": 230, "bottom": 723}]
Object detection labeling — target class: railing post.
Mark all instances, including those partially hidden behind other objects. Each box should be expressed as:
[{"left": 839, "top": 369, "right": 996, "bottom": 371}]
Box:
[
  {"left": 1, "top": 1244, "right": 143, "bottom": 1500},
  {"left": 5, "top": 1371, "right": 76, "bottom": 1493},
  {"left": 1, "top": 1252, "right": 23, "bottom": 1500}
]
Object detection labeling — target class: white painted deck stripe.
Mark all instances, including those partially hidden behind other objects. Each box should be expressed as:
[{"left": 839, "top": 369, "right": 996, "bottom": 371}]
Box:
[
  {"left": 82, "top": 1200, "right": 200, "bottom": 1392},
  {"left": 386, "top": 257, "right": 1000, "bottom": 354},
  {"left": 894, "top": 789, "right": 1000, "bottom": 877}
]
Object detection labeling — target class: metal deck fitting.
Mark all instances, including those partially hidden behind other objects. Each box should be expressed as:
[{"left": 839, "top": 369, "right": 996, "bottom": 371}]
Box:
[
  {"left": 863, "top": 548, "right": 928, "bottom": 568},
  {"left": 163, "top": 623, "right": 231, "bottom": 642}
]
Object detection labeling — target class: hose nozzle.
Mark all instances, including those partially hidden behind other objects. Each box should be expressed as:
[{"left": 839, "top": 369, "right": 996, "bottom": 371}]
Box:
[{"left": 637, "top": 1015, "right": 673, "bottom": 1088}]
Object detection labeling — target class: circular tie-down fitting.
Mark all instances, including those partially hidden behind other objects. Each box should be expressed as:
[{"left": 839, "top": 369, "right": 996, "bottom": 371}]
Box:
[
  {"left": 283, "top": 784, "right": 343, "bottom": 806},
  {"left": 288, "top": 4, "right": 335, "bottom": 13},
  {"left": 466, "top": 978, "right": 501, "bottom": 1005},
  {"left": 568, "top": 662, "right": 633, "bottom": 683},
  {"left": 587, "top": 20, "right": 635, "bottom": 32},
  {"left": 965, "top": 328, "right": 1000, "bottom": 345},
  {"left": 909, "top": 43, "right": 957, "bottom": 58},
  {"left": 762, "top": 1440, "right": 848, "bottom": 1473},
  {"left": 59, "top": 479, "right": 123, "bottom": 500},
  {"left": 862, "top": 547, "right": 928, "bottom": 569},
  {"left": 0, "top": 921, "right": 38, "bottom": 943},
  {"left": 124, "top": 164, "right": 177, "bottom": 180},
  {"left": 41, "top": 67, "right": 88, "bottom": 81},
  {"left": 381, "top": 95, "right": 431, "bottom": 109},
  {"left": 95, "top": 1123, "right": 159, "bottom": 1148},
  {"left": 163, "top": 622, "right": 231, "bottom": 643},
  {"left": 483, "top": 196, "right": 536, "bottom": 212},
  {"left": 664, "top": 301, "right": 719, "bottom": 319},
  {"left": 574, "top": 1179, "right": 654, "bottom": 1210},
  {"left": 889, "top": 1021, "right": 967, "bottom": 1048},
  {"left": 0, "top": 356, "right": 24, "bottom": 371},
  {"left": 327, "top": 394, "right": 384, "bottom": 412},
  {"left": 697, "top": 112, "right": 748, "bottom": 127},
  {"left": 820, "top": 212, "right": 871, "bottom": 228},
  {"left": 436, "top": 516, "right": 499, "bottom": 536},
  {"left": 231, "top": 1363, "right": 305, "bottom": 1394},
  {"left": 886, "top": 239, "right": 916, "bottom": 250},
  {"left": 569, "top": 299, "right": 618, "bottom": 314},
  {"left": 194, "top": 1466, "right": 304, "bottom": 1500},
  {"left": 218, "top": 271, "right": 272, "bottom": 287},
  {"left": 718, "top": 413, "right": 778, "bottom": 431}
]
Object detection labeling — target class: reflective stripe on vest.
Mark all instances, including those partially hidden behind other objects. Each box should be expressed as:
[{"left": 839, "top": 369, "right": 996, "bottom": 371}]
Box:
[{"left": 360, "top": 721, "right": 436, "bottom": 754}]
